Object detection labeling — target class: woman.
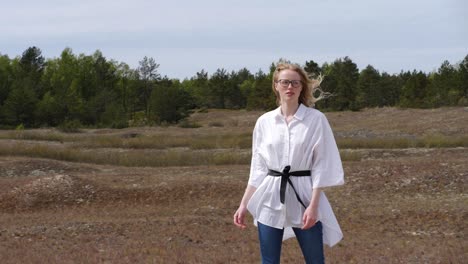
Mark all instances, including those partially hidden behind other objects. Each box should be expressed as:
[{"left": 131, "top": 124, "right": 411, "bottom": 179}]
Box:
[{"left": 233, "top": 62, "right": 344, "bottom": 264}]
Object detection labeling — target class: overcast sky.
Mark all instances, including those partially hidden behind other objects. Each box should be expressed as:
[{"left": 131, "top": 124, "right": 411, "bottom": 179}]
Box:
[{"left": 1, "top": 0, "right": 467, "bottom": 79}]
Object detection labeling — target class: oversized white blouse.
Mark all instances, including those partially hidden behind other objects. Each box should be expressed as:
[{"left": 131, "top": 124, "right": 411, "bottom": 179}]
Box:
[{"left": 246, "top": 104, "right": 345, "bottom": 247}]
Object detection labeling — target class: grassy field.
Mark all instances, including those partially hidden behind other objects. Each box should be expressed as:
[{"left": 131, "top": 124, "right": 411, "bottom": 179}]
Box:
[{"left": 0, "top": 107, "right": 467, "bottom": 263}]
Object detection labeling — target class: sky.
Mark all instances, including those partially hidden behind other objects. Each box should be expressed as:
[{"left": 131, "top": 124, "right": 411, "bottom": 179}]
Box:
[{"left": 1, "top": 0, "right": 467, "bottom": 79}]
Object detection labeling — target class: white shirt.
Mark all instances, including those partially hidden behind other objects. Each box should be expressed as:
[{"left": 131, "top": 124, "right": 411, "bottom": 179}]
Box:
[{"left": 246, "top": 104, "right": 345, "bottom": 247}]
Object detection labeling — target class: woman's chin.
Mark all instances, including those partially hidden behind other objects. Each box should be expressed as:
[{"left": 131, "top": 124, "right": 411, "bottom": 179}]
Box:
[{"left": 282, "top": 97, "right": 298, "bottom": 103}]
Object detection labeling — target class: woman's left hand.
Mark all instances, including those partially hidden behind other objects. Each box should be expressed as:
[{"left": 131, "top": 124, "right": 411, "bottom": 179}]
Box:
[{"left": 302, "top": 205, "right": 318, "bottom": 230}]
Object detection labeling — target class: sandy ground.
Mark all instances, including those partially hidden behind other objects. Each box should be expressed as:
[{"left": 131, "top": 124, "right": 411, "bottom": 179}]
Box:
[
  {"left": 0, "top": 147, "right": 466, "bottom": 263},
  {"left": 0, "top": 107, "right": 467, "bottom": 263}
]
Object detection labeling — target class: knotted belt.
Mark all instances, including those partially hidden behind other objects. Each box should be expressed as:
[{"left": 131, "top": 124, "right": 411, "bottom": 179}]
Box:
[{"left": 268, "top": 165, "right": 310, "bottom": 208}]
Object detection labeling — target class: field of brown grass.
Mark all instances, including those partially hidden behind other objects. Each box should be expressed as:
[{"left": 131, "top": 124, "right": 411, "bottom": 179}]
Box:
[{"left": 0, "top": 107, "right": 467, "bottom": 263}]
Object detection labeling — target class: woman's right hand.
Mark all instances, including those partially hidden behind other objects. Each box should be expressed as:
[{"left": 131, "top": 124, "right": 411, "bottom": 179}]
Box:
[
  {"left": 233, "top": 206, "right": 248, "bottom": 229},
  {"left": 234, "top": 185, "right": 256, "bottom": 229}
]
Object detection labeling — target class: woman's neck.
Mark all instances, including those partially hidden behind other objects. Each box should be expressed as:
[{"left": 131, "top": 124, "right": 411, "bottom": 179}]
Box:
[{"left": 280, "top": 102, "right": 300, "bottom": 119}]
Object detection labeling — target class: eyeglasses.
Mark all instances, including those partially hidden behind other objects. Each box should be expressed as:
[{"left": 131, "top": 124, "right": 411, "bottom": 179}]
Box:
[{"left": 276, "top": 79, "right": 302, "bottom": 88}]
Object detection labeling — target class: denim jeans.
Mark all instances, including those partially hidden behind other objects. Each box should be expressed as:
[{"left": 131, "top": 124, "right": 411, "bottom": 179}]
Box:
[{"left": 257, "top": 221, "right": 324, "bottom": 264}]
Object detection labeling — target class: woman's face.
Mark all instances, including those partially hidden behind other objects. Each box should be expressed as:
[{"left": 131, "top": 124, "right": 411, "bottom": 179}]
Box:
[{"left": 275, "top": 69, "right": 303, "bottom": 104}]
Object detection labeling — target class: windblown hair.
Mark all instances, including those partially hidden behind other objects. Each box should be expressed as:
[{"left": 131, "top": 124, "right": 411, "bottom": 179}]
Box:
[{"left": 272, "top": 61, "right": 330, "bottom": 107}]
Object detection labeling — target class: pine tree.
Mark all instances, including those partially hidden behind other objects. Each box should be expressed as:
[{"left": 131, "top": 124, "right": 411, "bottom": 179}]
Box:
[{"left": 357, "top": 65, "right": 381, "bottom": 108}]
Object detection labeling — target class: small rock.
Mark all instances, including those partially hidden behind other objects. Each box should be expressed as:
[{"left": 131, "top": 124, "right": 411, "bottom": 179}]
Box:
[{"left": 29, "top": 170, "right": 46, "bottom": 177}]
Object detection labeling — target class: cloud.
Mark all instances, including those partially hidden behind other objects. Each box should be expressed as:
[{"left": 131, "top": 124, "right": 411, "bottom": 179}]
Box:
[{"left": 1, "top": 0, "right": 466, "bottom": 79}]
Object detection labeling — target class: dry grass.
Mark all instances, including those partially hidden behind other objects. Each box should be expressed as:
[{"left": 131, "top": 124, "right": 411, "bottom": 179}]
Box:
[
  {"left": 0, "top": 141, "right": 363, "bottom": 166},
  {"left": 337, "top": 135, "right": 468, "bottom": 149},
  {"left": 0, "top": 148, "right": 466, "bottom": 263},
  {"left": 0, "top": 142, "right": 252, "bottom": 167},
  {"left": 0, "top": 130, "right": 69, "bottom": 142},
  {"left": 0, "top": 131, "right": 253, "bottom": 150},
  {"left": 0, "top": 107, "right": 467, "bottom": 263},
  {"left": 327, "top": 106, "right": 468, "bottom": 137},
  {"left": 1, "top": 107, "right": 466, "bottom": 152}
]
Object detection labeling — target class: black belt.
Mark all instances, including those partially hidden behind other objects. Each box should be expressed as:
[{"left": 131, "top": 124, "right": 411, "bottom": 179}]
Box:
[{"left": 268, "top": 165, "right": 310, "bottom": 208}]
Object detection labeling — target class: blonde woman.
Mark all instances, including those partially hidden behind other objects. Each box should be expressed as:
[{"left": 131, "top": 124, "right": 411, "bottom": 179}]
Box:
[{"left": 233, "top": 62, "right": 344, "bottom": 264}]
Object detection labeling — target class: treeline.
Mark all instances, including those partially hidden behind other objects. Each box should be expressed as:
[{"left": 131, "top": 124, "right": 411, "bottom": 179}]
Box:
[{"left": 0, "top": 47, "right": 467, "bottom": 128}]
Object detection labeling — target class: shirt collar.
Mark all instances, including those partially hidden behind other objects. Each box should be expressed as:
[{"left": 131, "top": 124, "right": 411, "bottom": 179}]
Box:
[
  {"left": 274, "top": 103, "right": 307, "bottom": 121},
  {"left": 294, "top": 104, "right": 307, "bottom": 120}
]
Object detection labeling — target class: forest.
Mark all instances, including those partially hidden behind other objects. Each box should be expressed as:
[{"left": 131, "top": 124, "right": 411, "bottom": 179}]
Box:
[{"left": 0, "top": 46, "right": 467, "bottom": 129}]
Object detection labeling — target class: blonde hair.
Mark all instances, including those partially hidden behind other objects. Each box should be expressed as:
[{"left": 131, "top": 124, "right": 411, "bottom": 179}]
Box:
[{"left": 272, "top": 61, "right": 328, "bottom": 107}]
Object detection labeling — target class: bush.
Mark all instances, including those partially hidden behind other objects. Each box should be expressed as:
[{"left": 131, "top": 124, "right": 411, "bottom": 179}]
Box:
[
  {"left": 111, "top": 120, "right": 128, "bottom": 129},
  {"left": 58, "top": 120, "right": 82, "bottom": 133},
  {"left": 128, "top": 111, "right": 149, "bottom": 127},
  {"left": 208, "top": 121, "right": 224, "bottom": 127},
  {"left": 457, "top": 97, "right": 468, "bottom": 106},
  {"left": 178, "top": 119, "right": 202, "bottom": 128},
  {"left": 197, "top": 108, "right": 209, "bottom": 113}
]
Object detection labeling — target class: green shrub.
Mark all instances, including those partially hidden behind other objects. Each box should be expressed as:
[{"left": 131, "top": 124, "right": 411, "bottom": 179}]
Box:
[
  {"left": 128, "top": 111, "right": 148, "bottom": 127},
  {"left": 208, "top": 121, "right": 224, "bottom": 127},
  {"left": 178, "top": 120, "right": 202, "bottom": 128},
  {"left": 58, "top": 120, "right": 82, "bottom": 133},
  {"left": 111, "top": 120, "right": 129, "bottom": 129}
]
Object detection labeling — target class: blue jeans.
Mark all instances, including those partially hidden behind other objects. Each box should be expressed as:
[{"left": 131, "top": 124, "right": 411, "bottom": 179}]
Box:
[{"left": 257, "top": 221, "right": 324, "bottom": 264}]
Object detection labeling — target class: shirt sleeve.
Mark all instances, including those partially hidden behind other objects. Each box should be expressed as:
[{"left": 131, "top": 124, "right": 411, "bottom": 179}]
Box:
[
  {"left": 247, "top": 118, "right": 268, "bottom": 188},
  {"left": 311, "top": 113, "right": 345, "bottom": 189}
]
